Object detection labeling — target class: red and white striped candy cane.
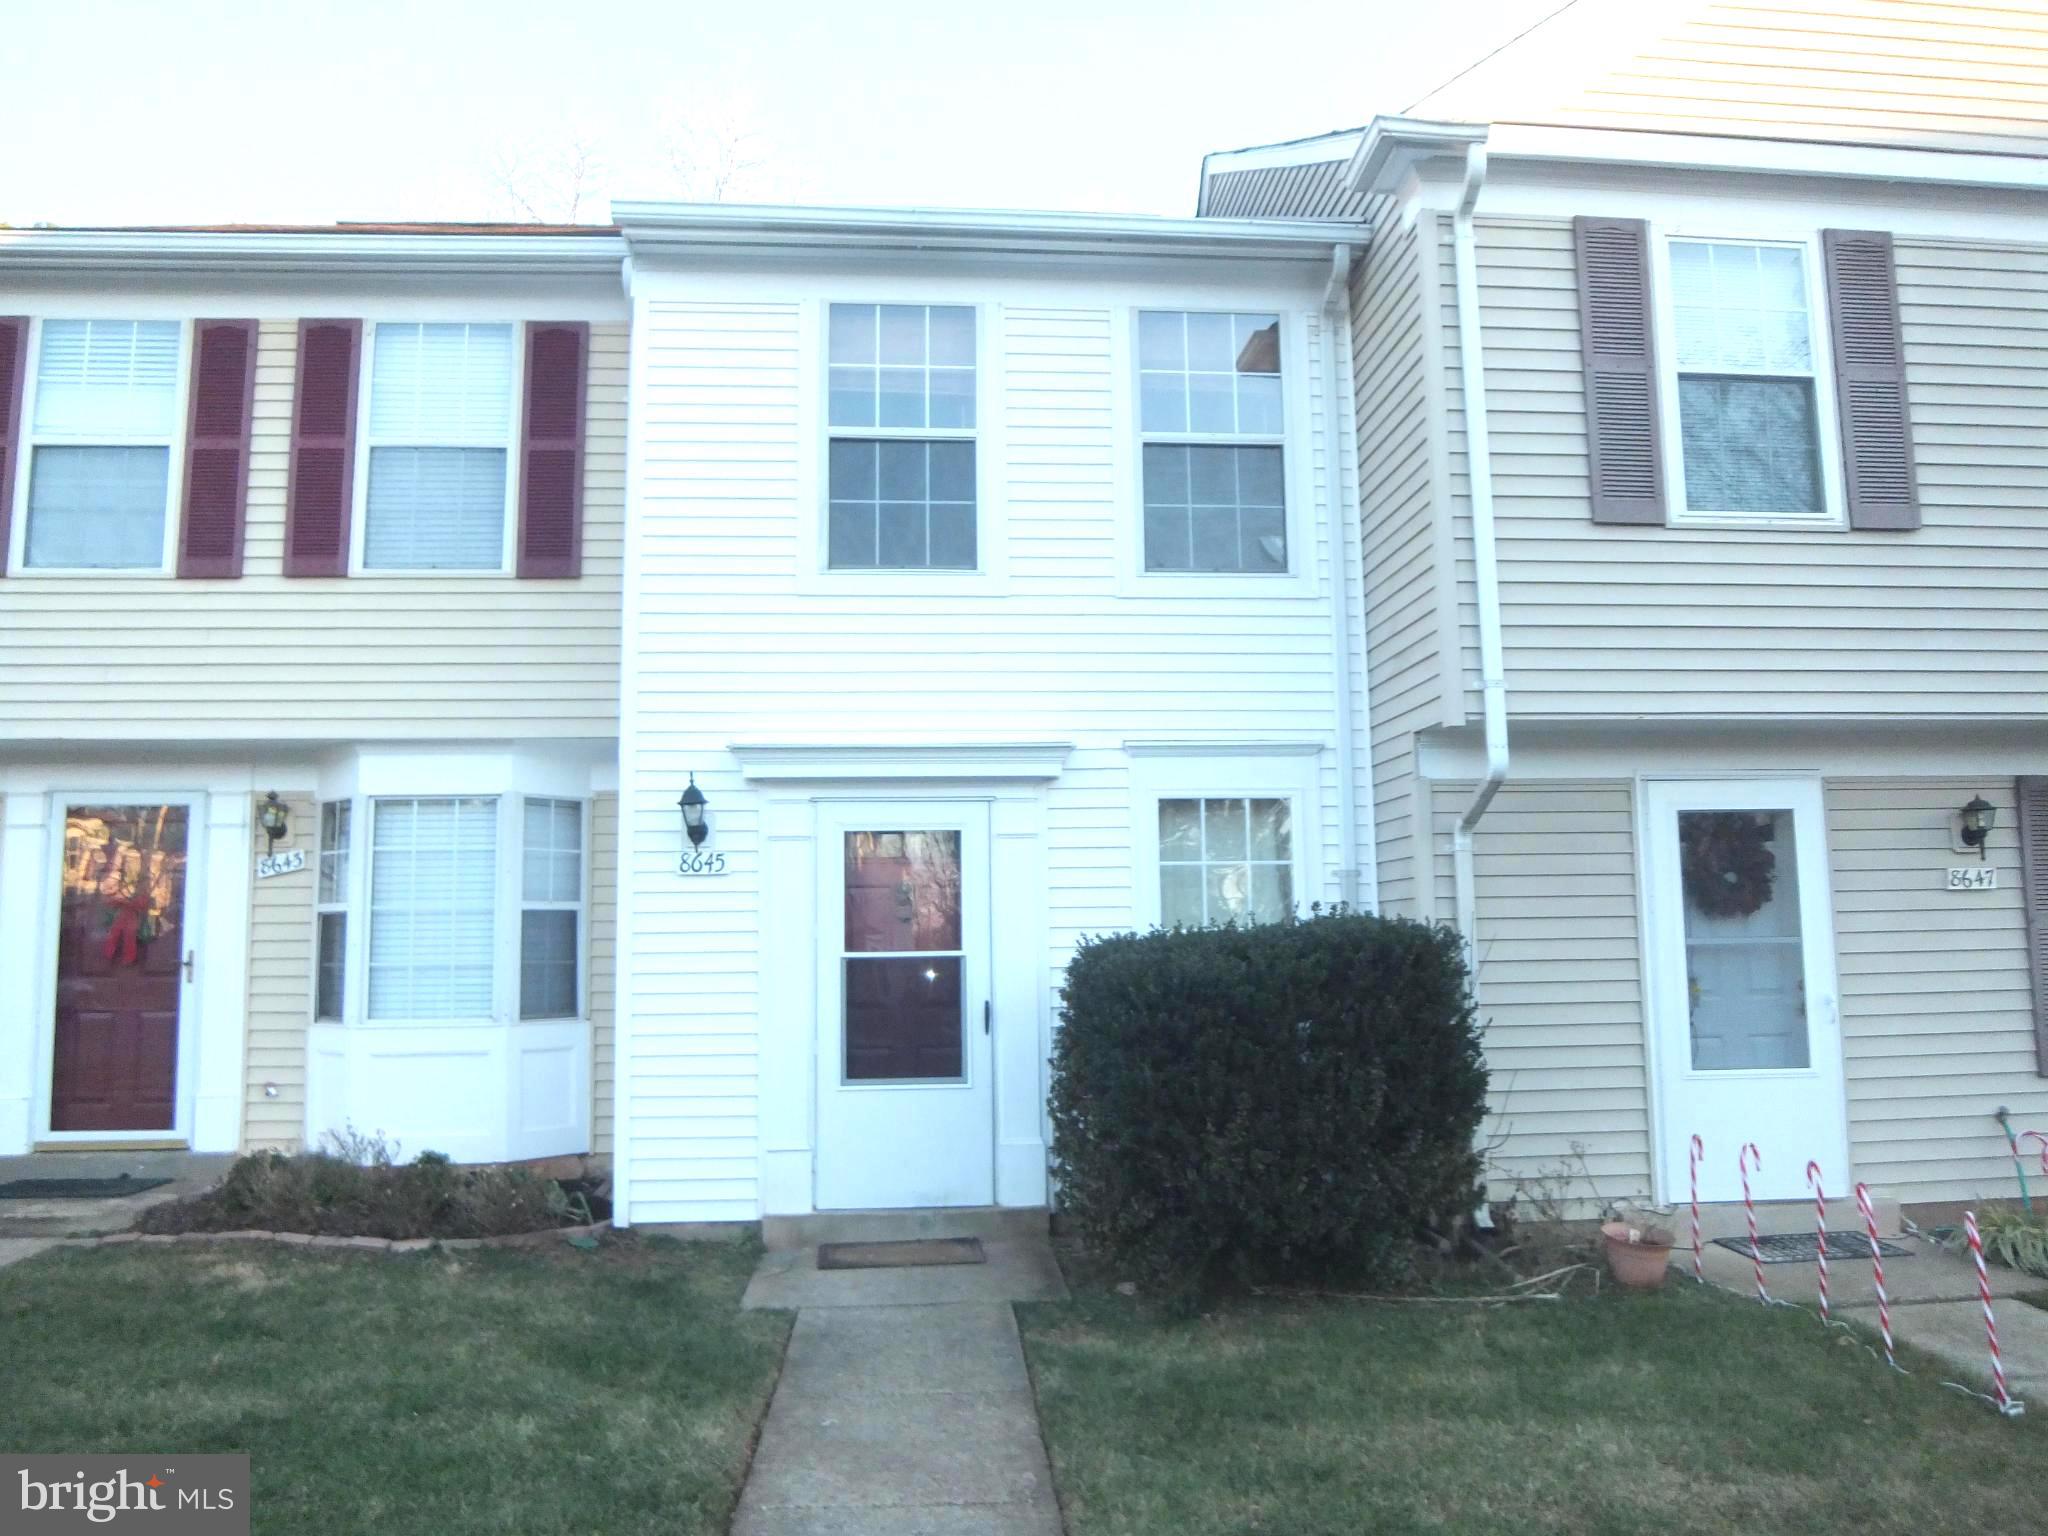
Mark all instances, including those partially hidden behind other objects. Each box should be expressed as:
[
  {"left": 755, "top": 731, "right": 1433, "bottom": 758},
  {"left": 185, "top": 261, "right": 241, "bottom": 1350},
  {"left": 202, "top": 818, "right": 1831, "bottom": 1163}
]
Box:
[
  {"left": 1690, "top": 1134, "right": 1705, "bottom": 1282},
  {"left": 1856, "top": 1182, "right": 1897, "bottom": 1371},
  {"left": 2020, "top": 1129, "right": 2048, "bottom": 1177},
  {"left": 1740, "top": 1143, "right": 1766, "bottom": 1304},
  {"left": 1806, "top": 1161, "right": 1830, "bottom": 1324},
  {"left": 1965, "top": 1211, "right": 2023, "bottom": 1417}
]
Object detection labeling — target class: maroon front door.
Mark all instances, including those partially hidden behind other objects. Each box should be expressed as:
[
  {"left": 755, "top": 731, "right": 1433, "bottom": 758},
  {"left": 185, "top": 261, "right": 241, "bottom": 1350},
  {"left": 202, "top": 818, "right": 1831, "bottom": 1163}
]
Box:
[{"left": 50, "top": 804, "right": 189, "bottom": 1132}]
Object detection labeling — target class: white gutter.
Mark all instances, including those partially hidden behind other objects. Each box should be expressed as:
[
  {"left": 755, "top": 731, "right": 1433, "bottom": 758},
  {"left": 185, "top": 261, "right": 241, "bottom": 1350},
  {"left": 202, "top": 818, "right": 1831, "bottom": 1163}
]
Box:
[
  {"left": 1320, "top": 244, "right": 1363, "bottom": 909},
  {"left": 0, "top": 228, "right": 625, "bottom": 277},
  {"left": 1449, "top": 141, "right": 1509, "bottom": 971}
]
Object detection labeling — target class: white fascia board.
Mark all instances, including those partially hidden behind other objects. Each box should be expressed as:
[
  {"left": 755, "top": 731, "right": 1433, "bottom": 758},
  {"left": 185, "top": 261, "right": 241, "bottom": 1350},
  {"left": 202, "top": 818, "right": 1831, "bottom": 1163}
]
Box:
[
  {"left": 1345, "top": 117, "right": 1492, "bottom": 199},
  {"left": 0, "top": 229, "right": 627, "bottom": 278},
  {"left": 1486, "top": 123, "right": 2048, "bottom": 195},
  {"left": 613, "top": 202, "right": 1360, "bottom": 262}
]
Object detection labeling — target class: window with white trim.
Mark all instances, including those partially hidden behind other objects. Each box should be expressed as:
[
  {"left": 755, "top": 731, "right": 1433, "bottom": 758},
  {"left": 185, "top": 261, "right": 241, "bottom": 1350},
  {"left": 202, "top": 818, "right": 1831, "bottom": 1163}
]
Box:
[
  {"left": 21, "top": 320, "right": 182, "bottom": 569},
  {"left": 826, "top": 303, "right": 977, "bottom": 570},
  {"left": 315, "top": 800, "right": 350, "bottom": 1022},
  {"left": 361, "top": 322, "right": 516, "bottom": 570},
  {"left": 1157, "top": 797, "right": 1294, "bottom": 926},
  {"left": 367, "top": 797, "right": 498, "bottom": 1019},
  {"left": 519, "top": 797, "right": 583, "bottom": 1020},
  {"left": 1666, "top": 240, "right": 1827, "bottom": 519},
  {"left": 1138, "top": 310, "right": 1286, "bottom": 573}
]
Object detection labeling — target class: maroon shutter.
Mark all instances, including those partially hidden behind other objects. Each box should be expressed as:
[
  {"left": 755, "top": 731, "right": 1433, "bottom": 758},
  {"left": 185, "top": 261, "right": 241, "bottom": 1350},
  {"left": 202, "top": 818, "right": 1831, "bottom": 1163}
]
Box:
[
  {"left": 284, "top": 319, "right": 361, "bottom": 577},
  {"left": 177, "top": 319, "right": 258, "bottom": 578},
  {"left": 1822, "top": 229, "right": 1919, "bottom": 531},
  {"left": 1573, "top": 217, "right": 1666, "bottom": 525},
  {"left": 518, "top": 321, "right": 588, "bottom": 578},
  {"left": 2019, "top": 778, "right": 2048, "bottom": 1075},
  {"left": 0, "top": 317, "right": 25, "bottom": 577}
]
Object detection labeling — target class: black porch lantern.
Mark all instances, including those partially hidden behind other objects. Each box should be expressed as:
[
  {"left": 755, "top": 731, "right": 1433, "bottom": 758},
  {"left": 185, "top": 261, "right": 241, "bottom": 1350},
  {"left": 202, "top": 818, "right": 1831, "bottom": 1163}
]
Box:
[
  {"left": 1959, "top": 795, "right": 1995, "bottom": 858},
  {"left": 679, "top": 775, "right": 709, "bottom": 847},
  {"left": 259, "top": 791, "right": 290, "bottom": 850}
]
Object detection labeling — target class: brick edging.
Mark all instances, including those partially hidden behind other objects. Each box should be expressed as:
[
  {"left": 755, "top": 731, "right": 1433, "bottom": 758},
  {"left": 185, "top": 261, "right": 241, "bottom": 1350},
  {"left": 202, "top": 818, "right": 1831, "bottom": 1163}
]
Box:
[{"left": 54, "top": 1220, "right": 612, "bottom": 1254}]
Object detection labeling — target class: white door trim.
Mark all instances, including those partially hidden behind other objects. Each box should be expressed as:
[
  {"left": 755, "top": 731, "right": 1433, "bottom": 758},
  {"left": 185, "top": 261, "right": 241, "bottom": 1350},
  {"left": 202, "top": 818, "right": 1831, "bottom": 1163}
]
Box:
[
  {"left": 1638, "top": 775, "right": 1850, "bottom": 1203},
  {"left": 31, "top": 791, "right": 208, "bottom": 1145}
]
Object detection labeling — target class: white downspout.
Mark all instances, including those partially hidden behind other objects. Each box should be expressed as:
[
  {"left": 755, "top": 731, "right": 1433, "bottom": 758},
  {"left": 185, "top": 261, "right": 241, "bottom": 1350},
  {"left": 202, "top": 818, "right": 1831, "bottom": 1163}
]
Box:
[
  {"left": 1450, "top": 143, "right": 1508, "bottom": 970},
  {"left": 1322, "top": 244, "right": 1362, "bottom": 909}
]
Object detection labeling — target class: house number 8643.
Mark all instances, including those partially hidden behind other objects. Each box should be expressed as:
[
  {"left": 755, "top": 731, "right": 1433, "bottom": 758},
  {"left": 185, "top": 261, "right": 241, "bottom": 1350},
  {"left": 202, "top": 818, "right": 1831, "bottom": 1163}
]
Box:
[{"left": 679, "top": 851, "right": 729, "bottom": 876}]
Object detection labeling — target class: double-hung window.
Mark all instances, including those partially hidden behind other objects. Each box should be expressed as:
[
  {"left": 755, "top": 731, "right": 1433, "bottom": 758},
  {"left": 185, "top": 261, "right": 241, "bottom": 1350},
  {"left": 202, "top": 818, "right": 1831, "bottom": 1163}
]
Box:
[
  {"left": 361, "top": 322, "right": 516, "bottom": 570},
  {"left": 1666, "top": 240, "right": 1829, "bottom": 520},
  {"left": 315, "top": 801, "right": 350, "bottom": 1022},
  {"left": 826, "top": 303, "right": 977, "bottom": 570},
  {"left": 367, "top": 797, "right": 498, "bottom": 1020},
  {"left": 20, "top": 320, "right": 183, "bottom": 570},
  {"left": 1138, "top": 311, "right": 1287, "bottom": 573},
  {"left": 519, "top": 798, "right": 583, "bottom": 1020}
]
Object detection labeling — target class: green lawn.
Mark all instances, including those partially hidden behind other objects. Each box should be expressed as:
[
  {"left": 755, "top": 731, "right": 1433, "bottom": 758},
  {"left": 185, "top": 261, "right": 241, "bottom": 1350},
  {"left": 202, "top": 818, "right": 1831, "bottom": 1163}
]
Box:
[
  {"left": 1, "top": 1235, "right": 789, "bottom": 1535},
  {"left": 1019, "top": 1269, "right": 2045, "bottom": 1536}
]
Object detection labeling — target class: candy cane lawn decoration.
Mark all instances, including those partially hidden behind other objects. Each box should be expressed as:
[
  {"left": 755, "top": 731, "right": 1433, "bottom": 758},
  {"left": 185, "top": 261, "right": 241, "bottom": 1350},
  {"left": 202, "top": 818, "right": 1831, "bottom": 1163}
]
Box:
[
  {"left": 1965, "top": 1211, "right": 2025, "bottom": 1417},
  {"left": 1689, "top": 1134, "right": 1705, "bottom": 1282},
  {"left": 1739, "top": 1143, "right": 1766, "bottom": 1304},
  {"left": 1806, "top": 1161, "right": 1831, "bottom": 1325},
  {"left": 1855, "top": 1182, "right": 1900, "bottom": 1373}
]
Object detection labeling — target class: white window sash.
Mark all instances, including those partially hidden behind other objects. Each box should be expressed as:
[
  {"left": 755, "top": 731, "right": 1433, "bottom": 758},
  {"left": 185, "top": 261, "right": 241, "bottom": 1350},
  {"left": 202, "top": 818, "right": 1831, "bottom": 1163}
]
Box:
[
  {"left": 9, "top": 317, "right": 189, "bottom": 575},
  {"left": 516, "top": 794, "right": 587, "bottom": 1020}
]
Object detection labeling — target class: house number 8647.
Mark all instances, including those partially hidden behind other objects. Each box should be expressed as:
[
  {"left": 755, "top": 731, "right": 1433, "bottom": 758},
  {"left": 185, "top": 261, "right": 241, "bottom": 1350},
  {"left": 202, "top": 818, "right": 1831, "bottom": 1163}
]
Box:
[{"left": 679, "top": 851, "right": 729, "bottom": 876}]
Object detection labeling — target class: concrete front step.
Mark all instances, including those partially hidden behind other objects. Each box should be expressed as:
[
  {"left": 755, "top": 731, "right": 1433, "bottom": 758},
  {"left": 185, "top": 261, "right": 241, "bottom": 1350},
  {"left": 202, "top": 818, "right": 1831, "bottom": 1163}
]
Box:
[
  {"left": 1681, "top": 1195, "right": 1904, "bottom": 1243},
  {"left": 761, "top": 1206, "right": 1049, "bottom": 1252}
]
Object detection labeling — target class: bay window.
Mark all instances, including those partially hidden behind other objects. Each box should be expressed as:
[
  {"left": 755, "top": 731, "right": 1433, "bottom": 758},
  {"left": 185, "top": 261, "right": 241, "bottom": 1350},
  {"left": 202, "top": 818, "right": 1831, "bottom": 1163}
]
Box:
[
  {"left": 315, "top": 801, "right": 350, "bottom": 1022},
  {"left": 519, "top": 797, "right": 583, "bottom": 1020}
]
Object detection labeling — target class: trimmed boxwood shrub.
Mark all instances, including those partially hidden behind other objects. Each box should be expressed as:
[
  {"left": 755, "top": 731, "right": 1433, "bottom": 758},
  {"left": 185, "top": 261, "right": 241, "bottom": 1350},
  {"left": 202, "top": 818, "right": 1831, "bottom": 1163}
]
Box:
[{"left": 1049, "top": 909, "right": 1485, "bottom": 1298}]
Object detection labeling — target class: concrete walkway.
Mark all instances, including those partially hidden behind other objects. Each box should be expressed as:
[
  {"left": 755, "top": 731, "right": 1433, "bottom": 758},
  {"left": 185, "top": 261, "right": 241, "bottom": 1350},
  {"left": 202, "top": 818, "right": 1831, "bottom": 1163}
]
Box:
[
  {"left": 733, "top": 1233, "right": 1069, "bottom": 1536},
  {"left": 1693, "top": 1230, "right": 2048, "bottom": 1405},
  {"left": 0, "top": 1237, "right": 54, "bottom": 1271}
]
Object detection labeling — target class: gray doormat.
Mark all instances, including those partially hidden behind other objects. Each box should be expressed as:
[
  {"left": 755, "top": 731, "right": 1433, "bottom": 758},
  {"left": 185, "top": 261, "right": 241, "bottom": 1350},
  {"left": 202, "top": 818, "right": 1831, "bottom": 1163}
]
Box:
[
  {"left": 817, "top": 1237, "right": 986, "bottom": 1270},
  {"left": 1712, "top": 1230, "right": 1910, "bottom": 1264},
  {"left": 0, "top": 1177, "right": 171, "bottom": 1200}
]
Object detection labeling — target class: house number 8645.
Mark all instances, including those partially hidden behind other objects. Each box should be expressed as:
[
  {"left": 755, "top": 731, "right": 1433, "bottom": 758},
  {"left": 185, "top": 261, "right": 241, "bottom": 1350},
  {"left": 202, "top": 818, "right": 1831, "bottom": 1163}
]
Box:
[{"left": 679, "top": 851, "right": 729, "bottom": 876}]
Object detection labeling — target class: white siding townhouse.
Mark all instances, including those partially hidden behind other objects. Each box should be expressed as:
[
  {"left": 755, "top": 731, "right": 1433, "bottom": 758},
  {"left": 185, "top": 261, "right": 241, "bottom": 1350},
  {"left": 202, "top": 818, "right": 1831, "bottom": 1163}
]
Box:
[{"left": 6, "top": 0, "right": 2047, "bottom": 1234}]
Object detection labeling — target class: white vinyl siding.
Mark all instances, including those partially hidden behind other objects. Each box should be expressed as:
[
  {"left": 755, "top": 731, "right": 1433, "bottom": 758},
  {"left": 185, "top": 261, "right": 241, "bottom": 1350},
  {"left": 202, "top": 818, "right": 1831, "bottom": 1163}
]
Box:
[
  {"left": 0, "top": 317, "right": 627, "bottom": 741},
  {"left": 361, "top": 322, "right": 516, "bottom": 571},
  {"left": 621, "top": 268, "right": 1367, "bottom": 1223},
  {"left": 367, "top": 797, "right": 498, "bottom": 1020},
  {"left": 247, "top": 789, "right": 317, "bottom": 1152},
  {"left": 19, "top": 320, "right": 183, "bottom": 570}
]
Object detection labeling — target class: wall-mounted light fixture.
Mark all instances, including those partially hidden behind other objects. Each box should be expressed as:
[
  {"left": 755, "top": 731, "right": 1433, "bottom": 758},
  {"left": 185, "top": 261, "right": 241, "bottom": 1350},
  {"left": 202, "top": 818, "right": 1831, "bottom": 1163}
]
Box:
[
  {"left": 1957, "top": 795, "right": 1995, "bottom": 860},
  {"left": 259, "top": 791, "right": 290, "bottom": 851},
  {"left": 679, "top": 775, "right": 709, "bottom": 847}
]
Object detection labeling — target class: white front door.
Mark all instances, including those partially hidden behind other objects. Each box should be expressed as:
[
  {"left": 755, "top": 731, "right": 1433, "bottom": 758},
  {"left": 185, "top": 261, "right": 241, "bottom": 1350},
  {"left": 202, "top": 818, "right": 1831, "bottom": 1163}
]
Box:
[
  {"left": 1643, "top": 779, "right": 1848, "bottom": 1202},
  {"left": 814, "top": 801, "right": 994, "bottom": 1210}
]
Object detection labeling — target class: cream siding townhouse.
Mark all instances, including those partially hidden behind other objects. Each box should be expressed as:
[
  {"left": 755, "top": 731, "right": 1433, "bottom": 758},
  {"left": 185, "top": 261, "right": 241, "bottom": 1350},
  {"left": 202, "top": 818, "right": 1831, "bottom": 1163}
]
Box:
[
  {"left": 0, "top": 225, "right": 627, "bottom": 1167},
  {"left": 1201, "top": 0, "right": 2048, "bottom": 1216}
]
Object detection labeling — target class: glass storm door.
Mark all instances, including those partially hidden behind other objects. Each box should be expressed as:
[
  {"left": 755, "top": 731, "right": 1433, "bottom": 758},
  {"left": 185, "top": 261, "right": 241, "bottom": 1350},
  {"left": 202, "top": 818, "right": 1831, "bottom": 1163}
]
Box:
[
  {"left": 50, "top": 802, "right": 193, "bottom": 1132},
  {"left": 1644, "top": 780, "right": 1847, "bottom": 1202},
  {"left": 815, "top": 802, "right": 994, "bottom": 1210}
]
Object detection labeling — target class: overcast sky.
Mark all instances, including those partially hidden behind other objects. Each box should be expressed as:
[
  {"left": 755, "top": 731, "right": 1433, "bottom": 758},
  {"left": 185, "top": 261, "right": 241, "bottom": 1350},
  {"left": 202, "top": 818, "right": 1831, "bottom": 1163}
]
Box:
[{"left": 1, "top": 0, "right": 1569, "bottom": 226}]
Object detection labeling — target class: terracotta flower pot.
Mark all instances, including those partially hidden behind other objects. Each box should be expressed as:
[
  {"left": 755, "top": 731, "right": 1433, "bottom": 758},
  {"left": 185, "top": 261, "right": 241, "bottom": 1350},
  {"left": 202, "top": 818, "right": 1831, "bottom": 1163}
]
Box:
[{"left": 1601, "top": 1221, "right": 1675, "bottom": 1290}]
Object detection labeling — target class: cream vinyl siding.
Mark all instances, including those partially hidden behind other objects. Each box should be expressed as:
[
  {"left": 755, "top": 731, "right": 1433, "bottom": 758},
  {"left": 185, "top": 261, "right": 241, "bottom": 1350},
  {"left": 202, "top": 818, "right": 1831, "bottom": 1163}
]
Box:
[
  {"left": 1433, "top": 780, "right": 1653, "bottom": 1200},
  {"left": 244, "top": 790, "right": 316, "bottom": 1152},
  {"left": 1828, "top": 778, "right": 2048, "bottom": 1204},
  {"left": 0, "top": 320, "right": 627, "bottom": 741},
  {"left": 1408, "top": 0, "right": 2048, "bottom": 156},
  {"left": 623, "top": 273, "right": 1366, "bottom": 1223},
  {"left": 1451, "top": 219, "right": 2048, "bottom": 719},
  {"left": 589, "top": 791, "right": 617, "bottom": 1159},
  {"left": 1353, "top": 209, "right": 1446, "bottom": 916}
]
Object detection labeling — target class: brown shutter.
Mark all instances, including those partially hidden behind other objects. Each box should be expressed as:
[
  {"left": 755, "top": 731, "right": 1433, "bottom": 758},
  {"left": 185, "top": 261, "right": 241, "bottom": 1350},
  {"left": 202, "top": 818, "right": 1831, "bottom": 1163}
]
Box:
[
  {"left": 2019, "top": 777, "right": 2048, "bottom": 1076},
  {"left": 284, "top": 319, "right": 361, "bottom": 577},
  {"left": 1573, "top": 217, "right": 1665, "bottom": 525},
  {"left": 0, "top": 317, "right": 25, "bottom": 577},
  {"left": 518, "top": 321, "right": 588, "bottom": 578},
  {"left": 1822, "top": 229, "right": 1919, "bottom": 531},
  {"left": 177, "top": 319, "right": 258, "bottom": 578}
]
